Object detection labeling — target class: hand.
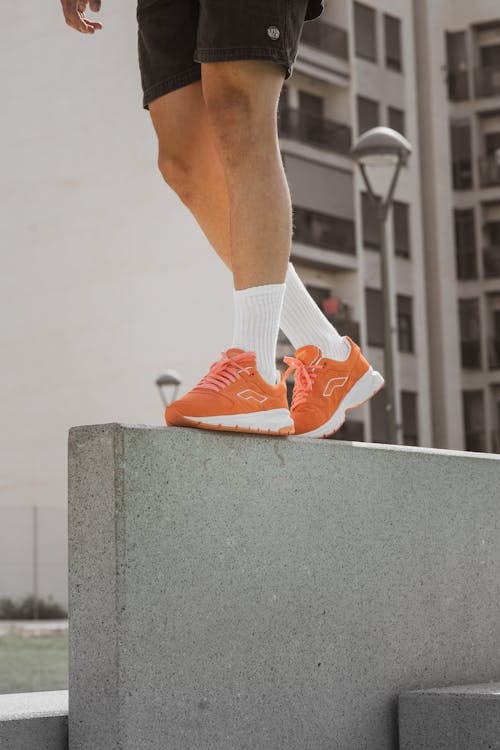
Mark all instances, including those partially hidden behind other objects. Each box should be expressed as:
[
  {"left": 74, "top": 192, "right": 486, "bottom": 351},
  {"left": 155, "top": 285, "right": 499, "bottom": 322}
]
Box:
[{"left": 61, "top": 0, "right": 103, "bottom": 33}]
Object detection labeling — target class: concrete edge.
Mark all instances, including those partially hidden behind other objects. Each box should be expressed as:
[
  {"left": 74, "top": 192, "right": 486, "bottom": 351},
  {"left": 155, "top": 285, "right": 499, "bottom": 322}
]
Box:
[
  {"left": 0, "top": 691, "right": 68, "bottom": 721},
  {"left": 67, "top": 423, "right": 500, "bottom": 461},
  {"left": 399, "top": 682, "right": 500, "bottom": 699}
]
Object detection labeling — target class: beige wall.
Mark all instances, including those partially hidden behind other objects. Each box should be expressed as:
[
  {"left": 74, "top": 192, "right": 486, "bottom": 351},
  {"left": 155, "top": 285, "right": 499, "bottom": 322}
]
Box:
[{"left": 1, "top": 2, "right": 233, "bottom": 604}]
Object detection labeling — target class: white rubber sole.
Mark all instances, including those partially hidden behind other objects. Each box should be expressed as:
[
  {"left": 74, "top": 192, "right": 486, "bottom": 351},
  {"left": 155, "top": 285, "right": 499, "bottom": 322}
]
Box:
[
  {"left": 181, "top": 408, "right": 294, "bottom": 433},
  {"left": 294, "top": 366, "right": 385, "bottom": 439}
]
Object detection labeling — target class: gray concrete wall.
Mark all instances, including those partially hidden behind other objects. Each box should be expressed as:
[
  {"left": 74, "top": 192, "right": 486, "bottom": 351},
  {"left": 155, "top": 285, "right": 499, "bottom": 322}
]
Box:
[
  {"left": 0, "top": 690, "right": 68, "bottom": 750},
  {"left": 398, "top": 683, "right": 500, "bottom": 750},
  {"left": 68, "top": 424, "right": 500, "bottom": 750}
]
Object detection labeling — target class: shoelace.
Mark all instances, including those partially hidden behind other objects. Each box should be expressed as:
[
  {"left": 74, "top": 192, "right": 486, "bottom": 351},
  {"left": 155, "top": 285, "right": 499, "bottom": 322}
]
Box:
[
  {"left": 283, "top": 356, "right": 319, "bottom": 408},
  {"left": 193, "top": 350, "right": 253, "bottom": 392}
]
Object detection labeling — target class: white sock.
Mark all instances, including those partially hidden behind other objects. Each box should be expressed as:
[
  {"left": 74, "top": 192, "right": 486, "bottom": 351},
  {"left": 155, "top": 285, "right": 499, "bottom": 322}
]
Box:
[
  {"left": 231, "top": 282, "right": 286, "bottom": 386},
  {"left": 280, "top": 263, "right": 351, "bottom": 360}
]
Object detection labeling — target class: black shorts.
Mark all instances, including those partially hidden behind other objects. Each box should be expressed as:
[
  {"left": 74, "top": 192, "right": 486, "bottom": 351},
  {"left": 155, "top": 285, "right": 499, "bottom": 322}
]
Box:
[{"left": 136, "top": 0, "right": 322, "bottom": 110}]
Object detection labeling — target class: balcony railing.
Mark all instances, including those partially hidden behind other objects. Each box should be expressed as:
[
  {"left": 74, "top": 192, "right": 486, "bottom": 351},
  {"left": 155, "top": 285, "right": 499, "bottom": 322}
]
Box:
[
  {"left": 292, "top": 205, "right": 356, "bottom": 255},
  {"left": 475, "top": 65, "right": 500, "bottom": 98},
  {"left": 479, "top": 155, "right": 500, "bottom": 188},
  {"left": 456, "top": 247, "right": 477, "bottom": 280},
  {"left": 447, "top": 70, "right": 469, "bottom": 101},
  {"left": 452, "top": 160, "right": 473, "bottom": 190},
  {"left": 483, "top": 246, "right": 500, "bottom": 278},
  {"left": 461, "top": 339, "right": 481, "bottom": 369},
  {"left": 278, "top": 107, "right": 352, "bottom": 156},
  {"left": 301, "top": 20, "right": 349, "bottom": 60},
  {"left": 488, "top": 337, "right": 500, "bottom": 369}
]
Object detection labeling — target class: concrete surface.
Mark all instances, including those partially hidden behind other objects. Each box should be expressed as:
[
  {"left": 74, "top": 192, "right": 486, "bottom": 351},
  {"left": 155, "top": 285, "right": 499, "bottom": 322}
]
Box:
[
  {"left": 398, "top": 682, "right": 500, "bottom": 749},
  {"left": 68, "top": 423, "right": 500, "bottom": 750},
  {"left": 0, "top": 690, "right": 68, "bottom": 750}
]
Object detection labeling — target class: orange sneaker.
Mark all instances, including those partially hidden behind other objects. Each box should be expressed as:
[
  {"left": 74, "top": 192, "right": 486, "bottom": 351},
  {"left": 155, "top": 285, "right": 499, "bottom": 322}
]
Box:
[
  {"left": 165, "top": 348, "right": 294, "bottom": 436},
  {"left": 283, "top": 336, "right": 384, "bottom": 438}
]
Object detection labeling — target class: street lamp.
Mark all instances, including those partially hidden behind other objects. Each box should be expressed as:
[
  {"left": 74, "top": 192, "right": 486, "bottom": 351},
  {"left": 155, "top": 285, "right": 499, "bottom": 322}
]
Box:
[
  {"left": 351, "top": 126, "right": 412, "bottom": 445},
  {"left": 155, "top": 370, "right": 182, "bottom": 409}
]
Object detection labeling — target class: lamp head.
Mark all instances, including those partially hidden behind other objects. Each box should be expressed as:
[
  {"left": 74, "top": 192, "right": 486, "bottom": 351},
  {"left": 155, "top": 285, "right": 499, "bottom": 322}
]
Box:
[
  {"left": 156, "top": 370, "right": 182, "bottom": 387},
  {"left": 351, "top": 126, "right": 412, "bottom": 167}
]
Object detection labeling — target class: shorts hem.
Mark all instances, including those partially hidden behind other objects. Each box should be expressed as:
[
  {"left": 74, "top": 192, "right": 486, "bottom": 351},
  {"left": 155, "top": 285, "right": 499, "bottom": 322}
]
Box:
[
  {"left": 142, "top": 65, "right": 202, "bottom": 110},
  {"left": 194, "top": 47, "right": 292, "bottom": 77}
]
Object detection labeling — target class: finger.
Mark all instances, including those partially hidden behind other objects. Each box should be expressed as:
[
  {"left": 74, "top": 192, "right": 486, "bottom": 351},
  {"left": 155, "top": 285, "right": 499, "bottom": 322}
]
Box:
[
  {"left": 85, "top": 19, "right": 102, "bottom": 29},
  {"left": 89, "top": 0, "right": 101, "bottom": 11},
  {"left": 64, "top": 8, "right": 92, "bottom": 32}
]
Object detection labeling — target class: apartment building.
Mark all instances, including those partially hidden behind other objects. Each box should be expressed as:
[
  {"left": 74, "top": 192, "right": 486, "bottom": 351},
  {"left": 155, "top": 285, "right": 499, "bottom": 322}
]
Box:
[
  {"left": 415, "top": 0, "right": 500, "bottom": 453},
  {"left": 278, "top": 0, "right": 433, "bottom": 447}
]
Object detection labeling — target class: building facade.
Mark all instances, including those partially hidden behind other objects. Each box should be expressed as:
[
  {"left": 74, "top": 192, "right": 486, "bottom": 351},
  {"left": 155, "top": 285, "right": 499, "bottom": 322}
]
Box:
[{"left": 279, "top": 0, "right": 433, "bottom": 448}]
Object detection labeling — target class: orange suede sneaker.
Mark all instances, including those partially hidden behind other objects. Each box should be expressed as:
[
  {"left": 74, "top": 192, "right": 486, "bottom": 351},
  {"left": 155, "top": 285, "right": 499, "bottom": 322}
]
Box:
[
  {"left": 165, "top": 348, "right": 294, "bottom": 436},
  {"left": 283, "top": 336, "right": 384, "bottom": 438}
]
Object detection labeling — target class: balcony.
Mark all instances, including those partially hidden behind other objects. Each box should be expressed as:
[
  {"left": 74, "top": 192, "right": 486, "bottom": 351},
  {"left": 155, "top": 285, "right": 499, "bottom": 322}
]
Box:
[
  {"left": 292, "top": 205, "right": 355, "bottom": 255},
  {"left": 461, "top": 339, "right": 481, "bottom": 369},
  {"left": 278, "top": 107, "right": 351, "bottom": 156},
  {"left": 447, "top": 69, "right": 469, "bottom": 101},
  {"left": 488, "top": 337, "right": 500, "bottom": 369},
  {"left": 483, "top": 246, "right": 500, "bottom": 278},
  {"left": 301, "top": 20, "right": 349, "bottom": 61},
  {"left": 452, "top": 160, "right": 473, "bottom": 191},
  {"left": 479, "top": 155, "right": 500, "bottom": 188},
  {"left": 456, "top": 247, "right": 477, "bottom": 280},
  {"left": 474, "top": 65, "right": 500, "bottom": 98}
]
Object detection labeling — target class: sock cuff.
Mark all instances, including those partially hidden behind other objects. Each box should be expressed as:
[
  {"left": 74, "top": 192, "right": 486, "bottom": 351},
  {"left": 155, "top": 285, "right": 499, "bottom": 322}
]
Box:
[{"left": 234, "top": 282, "right": 286, "bottom": 299}]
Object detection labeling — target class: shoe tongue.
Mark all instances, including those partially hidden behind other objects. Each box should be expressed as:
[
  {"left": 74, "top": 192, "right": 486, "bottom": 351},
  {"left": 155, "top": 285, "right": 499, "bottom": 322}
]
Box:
[
  {"left": 295, "top": 345, "right": 322, "bottom": 365},
  {"left": 225, "top": 347, "right": 255, "bottom": 361}
]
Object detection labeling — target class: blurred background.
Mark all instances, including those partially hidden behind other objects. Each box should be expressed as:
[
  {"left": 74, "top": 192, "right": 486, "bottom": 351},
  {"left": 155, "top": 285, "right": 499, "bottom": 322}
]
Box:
[{"left": 1, "top": 0, "right": 500, "bottom": 691}]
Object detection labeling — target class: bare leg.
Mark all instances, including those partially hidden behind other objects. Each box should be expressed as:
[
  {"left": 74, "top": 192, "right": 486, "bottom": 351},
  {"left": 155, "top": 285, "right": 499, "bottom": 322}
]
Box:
[
  {"left": 149, "top": 79, "right": 232, "bottom": 270},
  {"left": 200, "top": 60, "right": 291, "bottom": 289}
]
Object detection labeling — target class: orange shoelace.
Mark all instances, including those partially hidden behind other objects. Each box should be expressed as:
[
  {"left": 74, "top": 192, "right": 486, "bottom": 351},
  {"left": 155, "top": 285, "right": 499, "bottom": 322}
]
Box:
[
  {"left": 194, "top": 350, "right": 253, "bottom": 392},
  {"left": 283, "top": 356, "right": 318, "bottom": 408}
]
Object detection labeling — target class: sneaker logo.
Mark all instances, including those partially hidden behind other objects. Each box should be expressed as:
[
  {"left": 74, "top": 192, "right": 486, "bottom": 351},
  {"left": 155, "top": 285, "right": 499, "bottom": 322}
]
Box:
[
  {"left": 323, "top": 376, "right": 349, "bottom": 398},
  {"left": 237, "top": 389, "right": 268, "bottom": 403},
  {"left": 267, "top": 25, "right": 280, "bottom": 40}
]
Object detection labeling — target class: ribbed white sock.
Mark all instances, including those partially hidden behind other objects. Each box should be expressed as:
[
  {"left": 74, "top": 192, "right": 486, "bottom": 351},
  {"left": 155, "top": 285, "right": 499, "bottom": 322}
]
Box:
[
  {"left": 231, "top": 282, "right": 286, "bottom": 386},
  {"left": 280, "top": 262, "right": 351, "bottom": 360}
]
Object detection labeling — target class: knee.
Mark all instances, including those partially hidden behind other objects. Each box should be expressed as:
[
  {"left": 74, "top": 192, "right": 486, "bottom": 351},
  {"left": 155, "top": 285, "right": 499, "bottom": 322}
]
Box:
[
  {"left": 203, "top": 75, "right": 260, "bottom": 158},
  {"left": 157, "top": 151, "right": 198, "bottom": 206}
]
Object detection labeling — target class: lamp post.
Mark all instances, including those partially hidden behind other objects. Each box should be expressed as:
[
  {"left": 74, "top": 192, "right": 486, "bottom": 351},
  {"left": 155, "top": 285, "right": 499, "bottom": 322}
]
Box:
[
  {"left": 351, "top": 126, "right": 412, "bottom": 445},
  {"left": 156, "top": 370, "right": 182, "bottom": 408}
]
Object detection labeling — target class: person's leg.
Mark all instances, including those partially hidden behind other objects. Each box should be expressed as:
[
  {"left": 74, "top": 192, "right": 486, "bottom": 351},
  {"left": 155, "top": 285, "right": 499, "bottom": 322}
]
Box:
[{"left": 149, "top": 73, "right": 350, "bottom": 363}]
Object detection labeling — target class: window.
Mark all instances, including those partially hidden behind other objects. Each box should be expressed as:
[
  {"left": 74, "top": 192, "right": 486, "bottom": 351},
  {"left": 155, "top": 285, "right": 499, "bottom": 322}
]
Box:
[
  {"left": 450, "top": 120, "right": 473, "bottom": 190},
  {"left": 354, "top": 2, "right": 377, "bottom": 62},
  {"left": 458, "top": 298, "right": 481, "bottom": 368},
  {"left": 397, "top": 295, "right": 414, "bottom": 353},
  {"left": 401, "top": 391, "right": 418, "bottom": 446},
  {"left": 454, "top": 209, "right": 477, "bottom": 280},
  {"left": 393, "top": 201, "right": 410, "bottom": 257},
  {"left": 388, "top": 106, "right": 405, "bottom": 135},
  {"left": 365, "top": 287, "right": 384, "bottom": 347},
  {"left": 384, "top": 14, "right": 402, "bottom": 72},
  {"left": 361, "top": 192, "right": 381, "bottom": 250},
  {"left": 298, "top": 90, "right": 324, "bottom": 118},
  {"left": 462, "top": 390, "right": 486, "bottom": 452},
  {"left": 446, "top": 32, "right": 469, "bottom": 100},
  {"left": 357, "top": 96, "right": 379, "bottom": 134}
]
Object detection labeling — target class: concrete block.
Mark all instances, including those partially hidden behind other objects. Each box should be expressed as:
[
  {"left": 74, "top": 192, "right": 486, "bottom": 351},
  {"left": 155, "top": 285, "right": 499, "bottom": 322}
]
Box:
[
  {"left": 0, "top": 690, "right": 68, "bottom": 750},
  {"left": 398, "top": 683, "right": 500, "bottom": 749},
  {"left": 68, "top": 424, "right": 500, "bottom": 750}
]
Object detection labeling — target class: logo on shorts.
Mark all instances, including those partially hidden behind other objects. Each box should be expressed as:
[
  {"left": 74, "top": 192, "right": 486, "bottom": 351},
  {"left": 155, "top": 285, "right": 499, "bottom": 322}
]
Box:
[{"left": 267, "top": 25, "right": 280, "bottom": 40}]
